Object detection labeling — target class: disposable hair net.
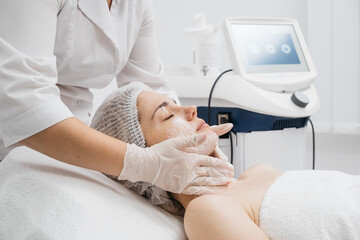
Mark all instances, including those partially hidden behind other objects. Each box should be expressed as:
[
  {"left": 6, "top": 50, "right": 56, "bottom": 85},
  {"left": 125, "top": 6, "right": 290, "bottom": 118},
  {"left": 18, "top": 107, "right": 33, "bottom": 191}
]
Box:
[{"left": 91, "top": 81, "right": 185, "bottom": 216}]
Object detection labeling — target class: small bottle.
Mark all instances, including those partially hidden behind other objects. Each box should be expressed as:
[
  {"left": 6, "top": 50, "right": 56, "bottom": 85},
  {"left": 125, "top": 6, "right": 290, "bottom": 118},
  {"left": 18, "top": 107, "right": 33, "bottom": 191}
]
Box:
[{"left": 185, "top": 13, "right": 221, "bottom": 76}]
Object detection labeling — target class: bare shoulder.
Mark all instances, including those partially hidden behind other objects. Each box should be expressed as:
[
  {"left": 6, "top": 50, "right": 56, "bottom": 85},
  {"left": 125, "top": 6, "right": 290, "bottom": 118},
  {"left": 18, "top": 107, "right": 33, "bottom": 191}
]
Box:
[
  {"left": 184, "top": 195, "right": 269, "bottom": 240},
  {"left": 185, "top": 195, "right": 229, "bottom": 223}
]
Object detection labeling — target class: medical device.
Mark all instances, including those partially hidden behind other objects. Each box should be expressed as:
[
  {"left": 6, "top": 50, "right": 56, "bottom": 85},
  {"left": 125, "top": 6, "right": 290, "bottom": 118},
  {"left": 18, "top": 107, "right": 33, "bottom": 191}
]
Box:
[
  {"left": 196, "top": 18, "right": 319, "bottom": 133},
  {"left": 166, "top": 17, "right": 319, "bottom": 176}
]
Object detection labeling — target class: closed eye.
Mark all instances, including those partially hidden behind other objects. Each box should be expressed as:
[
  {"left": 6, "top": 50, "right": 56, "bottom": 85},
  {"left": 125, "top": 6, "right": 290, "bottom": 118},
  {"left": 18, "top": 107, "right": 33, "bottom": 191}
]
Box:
[{"left": 165, "top": 114, "right": 174, "bottom": 121}]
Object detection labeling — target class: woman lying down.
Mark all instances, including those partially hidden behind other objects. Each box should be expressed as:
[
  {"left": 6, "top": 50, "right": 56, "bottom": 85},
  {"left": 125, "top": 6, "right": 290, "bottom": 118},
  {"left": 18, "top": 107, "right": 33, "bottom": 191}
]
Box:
[{"left": 91, "top": 82, "right": 360, "bottom": 240}]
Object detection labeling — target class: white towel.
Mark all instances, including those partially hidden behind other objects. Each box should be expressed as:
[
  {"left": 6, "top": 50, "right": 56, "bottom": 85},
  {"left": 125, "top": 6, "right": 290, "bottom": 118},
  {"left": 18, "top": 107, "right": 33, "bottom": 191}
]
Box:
[
  {"left": 260, "top": 170, "right": 360, "bottom": 240},
  {"left": 0, "top": 147, "right": 186, "bottom": 240}
]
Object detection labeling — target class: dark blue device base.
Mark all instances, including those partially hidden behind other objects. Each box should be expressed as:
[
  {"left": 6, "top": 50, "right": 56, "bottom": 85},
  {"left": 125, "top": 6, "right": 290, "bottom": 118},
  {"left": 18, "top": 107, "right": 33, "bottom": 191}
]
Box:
[{"left": 197, "top": 106, "right": 309, "bottom": 133}]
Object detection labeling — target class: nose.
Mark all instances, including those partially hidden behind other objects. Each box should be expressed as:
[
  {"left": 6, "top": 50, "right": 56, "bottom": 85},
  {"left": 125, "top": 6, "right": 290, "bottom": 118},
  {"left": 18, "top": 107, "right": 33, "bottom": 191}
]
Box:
[{"left": 185, "top": 105, "right": 197, "bottom": 121}]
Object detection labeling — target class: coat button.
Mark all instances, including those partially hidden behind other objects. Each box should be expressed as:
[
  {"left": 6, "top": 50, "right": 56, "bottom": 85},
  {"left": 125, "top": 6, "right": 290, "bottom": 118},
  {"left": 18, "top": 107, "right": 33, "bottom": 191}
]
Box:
[
  {"left": 77, "top": 100, "right": 84, "bottom": 107},
  {"left": 108, "top": 67, "right": 115, "bottom": 75}
]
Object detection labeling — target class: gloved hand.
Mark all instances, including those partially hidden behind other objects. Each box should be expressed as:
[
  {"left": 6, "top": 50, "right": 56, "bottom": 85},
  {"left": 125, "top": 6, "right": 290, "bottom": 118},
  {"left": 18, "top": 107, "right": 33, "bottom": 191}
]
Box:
[
  {"left": 212, "top": 145, "right": 229, "bottom": 162},
  {"left": 119, "top": 133, "right": 234, "bottom": 195},
  {"left": 210, "top": 123, "right": 233, "bottom": 162},
  {"left": 185, "top": 123, "right": 233, "bottom": 158},
  {"left": 210, "top": 123, "right": 233, "bottom": 137}
]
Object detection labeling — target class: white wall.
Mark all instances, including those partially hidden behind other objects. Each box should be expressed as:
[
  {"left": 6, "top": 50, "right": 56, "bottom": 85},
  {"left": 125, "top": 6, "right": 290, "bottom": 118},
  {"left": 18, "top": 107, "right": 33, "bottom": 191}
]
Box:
[
  {"left": 308, "top": 0, "right": 360, "bottom": 134},
  {"left": 307, "top": 0, "right": 360, "bottom": 174},
  {"left": 314, "top": 133, "right": 360, "bottom": 175}
]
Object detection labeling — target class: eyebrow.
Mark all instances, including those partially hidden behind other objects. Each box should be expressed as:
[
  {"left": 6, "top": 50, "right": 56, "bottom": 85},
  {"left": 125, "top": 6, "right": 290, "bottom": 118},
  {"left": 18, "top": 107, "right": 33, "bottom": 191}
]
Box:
[
  {"left": 151, "top": 101, "right": 169, "bottom": 120},
  {"left": 151, "top": 99, "right": 177, "bottom": 120}
]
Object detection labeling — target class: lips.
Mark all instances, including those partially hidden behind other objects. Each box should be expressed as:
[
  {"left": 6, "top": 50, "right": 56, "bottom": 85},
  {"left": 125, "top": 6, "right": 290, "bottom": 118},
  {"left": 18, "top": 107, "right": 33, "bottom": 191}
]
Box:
[{"left": 196, "top": 119, "right": 209, "bottom": 132}]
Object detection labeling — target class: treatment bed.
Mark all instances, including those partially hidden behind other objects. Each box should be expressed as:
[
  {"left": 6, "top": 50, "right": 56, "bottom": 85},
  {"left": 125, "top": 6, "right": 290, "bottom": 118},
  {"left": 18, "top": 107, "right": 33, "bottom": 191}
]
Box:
[{"left": 0, "top": 147, "right": 186, "bottom": 239}]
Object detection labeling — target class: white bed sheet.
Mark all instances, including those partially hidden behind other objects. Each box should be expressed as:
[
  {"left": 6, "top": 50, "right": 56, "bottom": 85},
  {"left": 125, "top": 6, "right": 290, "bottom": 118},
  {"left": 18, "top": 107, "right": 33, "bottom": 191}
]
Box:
[{"left": 0, "top": 147, "right": 186, "bottom": 240}]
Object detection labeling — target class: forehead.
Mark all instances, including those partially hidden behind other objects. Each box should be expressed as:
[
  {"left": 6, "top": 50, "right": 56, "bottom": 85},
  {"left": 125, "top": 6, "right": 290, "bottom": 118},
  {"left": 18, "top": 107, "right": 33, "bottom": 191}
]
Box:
[
  {"left": 137, "top": 91, "right": 167, "bottom": 108},
  {"left": 138, "top": 90, "right": 165, "bottom": 102}
]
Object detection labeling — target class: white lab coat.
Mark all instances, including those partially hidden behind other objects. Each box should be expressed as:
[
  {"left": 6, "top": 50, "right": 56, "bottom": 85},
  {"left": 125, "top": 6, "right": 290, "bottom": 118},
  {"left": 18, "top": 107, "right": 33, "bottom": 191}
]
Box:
[{"left": 0, "top": 0, "right": 178, "bottom": 159}]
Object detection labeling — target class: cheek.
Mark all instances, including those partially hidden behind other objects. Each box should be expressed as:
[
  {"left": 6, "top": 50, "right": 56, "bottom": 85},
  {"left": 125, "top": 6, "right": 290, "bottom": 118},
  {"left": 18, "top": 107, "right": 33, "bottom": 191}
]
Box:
[
  {"left": 141, "top": 121, "right": 173, "bottom": 147},
  {"left": 167, "top": 117, "right": 196, "bottom": 138},
  {"left": 141, "top": 117, "right": 197, "bottom": 147}
]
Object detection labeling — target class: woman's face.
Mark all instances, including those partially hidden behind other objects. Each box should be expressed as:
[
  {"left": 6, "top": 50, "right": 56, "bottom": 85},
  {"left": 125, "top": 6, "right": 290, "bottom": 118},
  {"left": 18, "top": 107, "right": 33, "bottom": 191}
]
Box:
[{"left": 137, "top": 91, "right": 211, "bottom": 147}]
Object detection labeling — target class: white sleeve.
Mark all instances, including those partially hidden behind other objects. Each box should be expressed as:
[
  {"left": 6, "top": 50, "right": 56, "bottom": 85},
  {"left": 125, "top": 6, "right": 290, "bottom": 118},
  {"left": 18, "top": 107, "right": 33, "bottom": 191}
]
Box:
[
  {"left": 116, "top": 0, "right": 180, "bottom": 103},
  {"left": 0, "top": 0, "right": 73, "bottom": 147}
]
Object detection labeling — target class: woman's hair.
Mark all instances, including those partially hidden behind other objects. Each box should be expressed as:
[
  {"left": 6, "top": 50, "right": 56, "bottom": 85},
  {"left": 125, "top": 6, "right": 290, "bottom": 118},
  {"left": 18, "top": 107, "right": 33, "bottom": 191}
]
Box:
[{"left": 90, "top": 82, "right": 185, "bottom": 216}]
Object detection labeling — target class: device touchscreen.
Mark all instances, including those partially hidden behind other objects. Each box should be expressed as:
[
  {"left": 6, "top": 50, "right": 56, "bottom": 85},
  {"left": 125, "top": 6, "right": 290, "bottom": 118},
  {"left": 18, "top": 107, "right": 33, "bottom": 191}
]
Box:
[{"left": 231, "top": 24, "right": 309, "bottom": 73}]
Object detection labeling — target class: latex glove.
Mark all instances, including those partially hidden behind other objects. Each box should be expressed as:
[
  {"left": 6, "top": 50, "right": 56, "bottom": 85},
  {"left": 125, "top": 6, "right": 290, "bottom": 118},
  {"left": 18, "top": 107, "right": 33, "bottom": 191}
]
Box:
[
  {"left": 185, "top": 123, "right": 233, "bottom": 157},
  {"left": 210, "top": 123, "right": 233, "bottom": 137},
  {"left": 185, "top": 123, "right": 234, "bottom": 181},
  {"left": 119, "top": 133, "right": 234, "bottom": 195},
  {"left": 210, "top": 123, "right": 233, "bottom": 162},
  {"left": 212, "top": 145, "right": 228, "bottom": 162},
  {"left": 183, "top": 131, "right": 233, "bottom": 193},
  {"left": 184, "top": 130, "right": 219, "bottom": 156}
]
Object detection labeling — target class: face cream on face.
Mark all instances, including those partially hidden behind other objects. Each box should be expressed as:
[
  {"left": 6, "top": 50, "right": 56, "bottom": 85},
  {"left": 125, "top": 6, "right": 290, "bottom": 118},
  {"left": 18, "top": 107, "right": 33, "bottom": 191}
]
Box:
[
  {"left": 167, "top": 117, "right": 196, "bottom": 138},
  {"left": 167, "top": 117, "right": 217, "bottom": 155},
  {"left": 161, "top": 106, "right": 169, "bottom": 114}
]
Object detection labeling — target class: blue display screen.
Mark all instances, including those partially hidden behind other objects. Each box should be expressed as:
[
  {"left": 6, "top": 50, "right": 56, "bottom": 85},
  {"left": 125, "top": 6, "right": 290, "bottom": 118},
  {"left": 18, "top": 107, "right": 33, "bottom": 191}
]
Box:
[{"left": 242, "top": 33, "right": 300, "bottom": 65}]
